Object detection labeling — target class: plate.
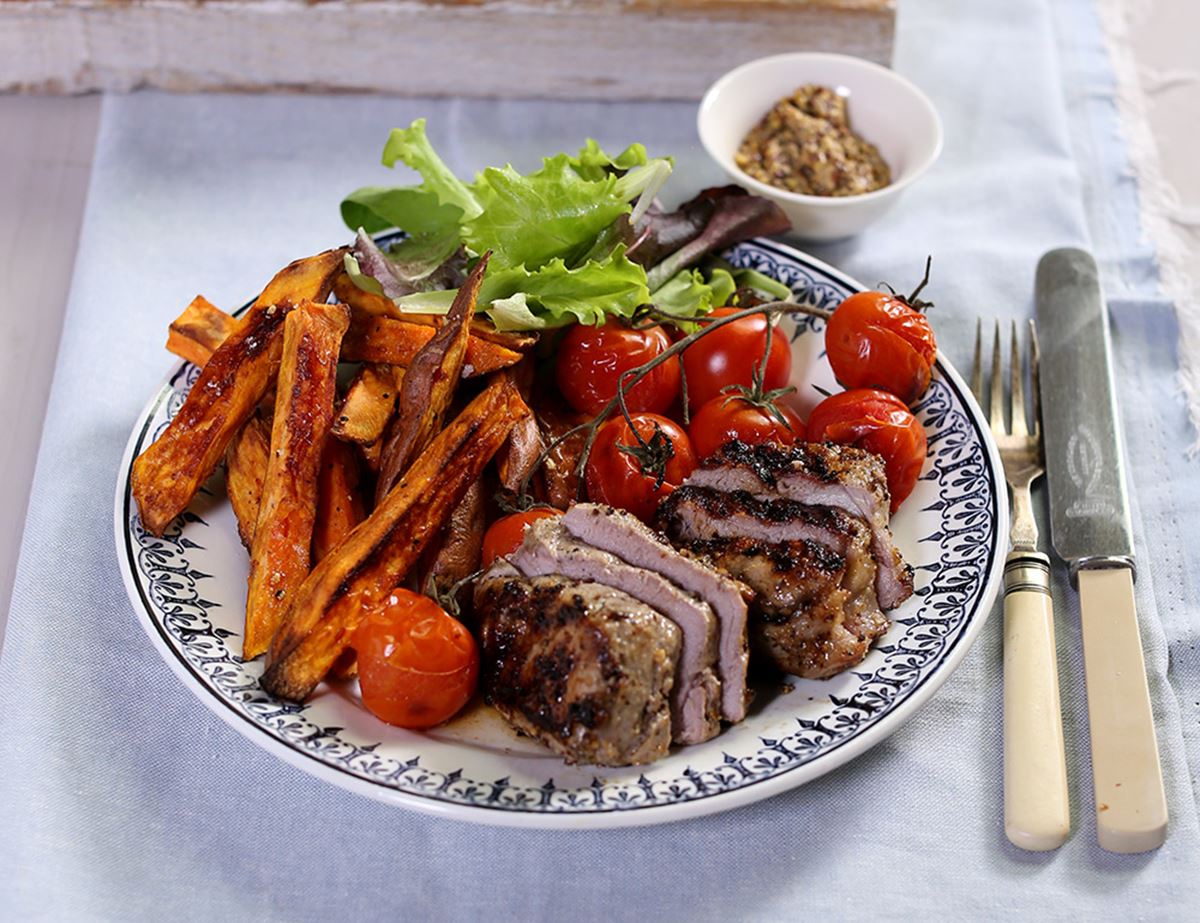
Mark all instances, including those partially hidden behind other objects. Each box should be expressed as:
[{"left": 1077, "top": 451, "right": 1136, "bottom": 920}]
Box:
[{"left": 114, "top": 238, "right": 1007, "bottom": 828}]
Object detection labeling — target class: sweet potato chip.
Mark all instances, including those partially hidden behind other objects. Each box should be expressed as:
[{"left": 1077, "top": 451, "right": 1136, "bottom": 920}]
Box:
[
  {"left": 422, "top": 477, "right": 487, "bottom": 603},
  {"left": 358, "top": 439, "right": 383, "bottom": 476},
  {"left": 225, "top": 414, "right": 270, "bottom": 548},
  {"left": 244, "top": 302, "right": 350, "bottom": 659},
  {"left": 331, "top": 270, "right": 397, "bottom": 319},
  {"left": 330, "top": 363, "right": 403, "bottom": 445},
  {"left": 341, "top": 314, "right": 523, "bottom": 377},
  {"left": 132, "top": 249, "right": 346, "bottom": 535},
  {"left": 261, "top": 377, "right": 526, "bottom": 701},
  {"left": 495, "top": 362, "right": 543, "bottom": 493},
  {"left": 535, "top": 399, "right": 590, "bottom": 510},
  {"left": 134, "top": 304, "right": 291, "bottom": 536},
  {"left": 374, "top": 255, "right": 486, "bottom": 503},
  {"left": 166, "top": 295, "right": 236, "bottom": 367},
  {"left": 256, "top": 248, "right": 347, "bottom": 309},
  {"left": 313, "top": 439, "right": 366, "bottom": 563}
]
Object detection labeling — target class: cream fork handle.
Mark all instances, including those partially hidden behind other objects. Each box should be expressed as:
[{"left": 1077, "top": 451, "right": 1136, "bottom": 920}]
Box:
[
  {"left": 1077, "top": 567, "right": 1168, "bottom": 853},
  {"left": 1003, "top": 552, "right": 1070, "bottom": 851}
]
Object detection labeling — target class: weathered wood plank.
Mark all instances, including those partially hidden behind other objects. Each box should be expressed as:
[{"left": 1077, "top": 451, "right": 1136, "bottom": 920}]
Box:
[{"left": 0, "top": 0, "right": 894, "bottom": 100}]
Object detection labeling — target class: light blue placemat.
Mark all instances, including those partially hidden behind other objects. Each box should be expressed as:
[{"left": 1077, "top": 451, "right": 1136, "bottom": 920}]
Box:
[{"left": 2, "top": 0, "right": 1196, "bottom": 918}]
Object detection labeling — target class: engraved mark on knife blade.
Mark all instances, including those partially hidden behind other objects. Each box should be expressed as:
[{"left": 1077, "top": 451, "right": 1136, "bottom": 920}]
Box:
[{"left": 1065, "top": 425, "right": 1119, "bottom": 518}]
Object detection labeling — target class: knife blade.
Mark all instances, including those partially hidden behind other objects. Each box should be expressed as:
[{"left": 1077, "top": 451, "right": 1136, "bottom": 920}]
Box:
[
  {"left": 1035, "top": 247, "right": 1167, "bottom": 853},
  {"left": 1036, "top": 248, "right": 1134, "bottom": 572}
]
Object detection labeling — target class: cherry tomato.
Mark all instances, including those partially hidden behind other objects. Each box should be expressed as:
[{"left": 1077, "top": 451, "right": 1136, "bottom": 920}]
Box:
[
  {"left": 806, "top": 389, "right": 927, "bottom": 512},
  {"left": 481, "top": 508, "right": 563, "bottom": 567},
  {"left": 688, "top": 395, "right": 806, "bottom": 460},
  {"left": 825, "top": 290, "right": 936, "bottom": 404},
  {"left": 585, "top": 413, "right": 698, "bottom": 522},
  {"left": 353, "top": 589, "right": 479, "bottom": 729},
  {"left": 555, "top": 320, "right": 680, "bottom": 416},
  {"left": 681, "top": 308, "right": 792, "bottom": 410}
]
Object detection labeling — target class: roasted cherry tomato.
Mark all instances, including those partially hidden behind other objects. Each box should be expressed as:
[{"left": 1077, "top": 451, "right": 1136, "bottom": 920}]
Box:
[
  {"left": 806, "top": 389, "right": 927, "bottom": 512},
  {"left": 555, "top": 319, "right": 680, "bottom": 416},
  {"left": 353, "top": 589, "right": 479, "bottom": 729},
  {"left": 585, "top": 412, "right": 698, "bottom": 522},
  {"left": 688, "top": 395, "right": 806, "bottom": 460},
  {"left": 681, "top": 308, "right": 792, "bottom": 410},
  {"left": 824, "top": 289, "right": 936, "bottom": 405},
  {"left": 481, "top": 508, "right": 563, "bottom": 566}
]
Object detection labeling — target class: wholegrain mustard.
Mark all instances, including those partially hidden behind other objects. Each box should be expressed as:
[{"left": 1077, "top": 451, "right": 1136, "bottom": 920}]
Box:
[{"left": 735, "top": 85, "right": 891, "bottom": 197}]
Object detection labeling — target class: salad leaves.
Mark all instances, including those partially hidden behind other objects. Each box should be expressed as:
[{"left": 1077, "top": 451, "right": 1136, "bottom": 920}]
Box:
[
  {"left": 477, "top": 247, "right": 649, "bottom": 329},
  {"left": 340, "top": 120, "right": 790, "bottom": 330},
  {"left": 464, "top": 156, "right": 628, "bottom": 271},
  {"left": 651, "top": 268, "right": 719, "bottom": 320},
  {"left": 568, "top": 139, "right": 649, "bottom": 181},
  {"left": 350, "top": 229, "right": 463, "bottom": 299},
  {"left": 643, "top": 187, "right": 793, "bottom": 291},
  {"left": 380, "top": 121, "right": 482, "bottom": 222},
  {"left": 396, "top": 247, "right": 649, "bottom": 331}
]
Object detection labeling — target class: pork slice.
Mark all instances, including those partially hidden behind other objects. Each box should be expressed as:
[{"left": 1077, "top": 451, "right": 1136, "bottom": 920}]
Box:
[
  {"left": 561, "top": 503, "right": 752, "bottom": 724},
  {"left": 680, "top": 535, "right": 889, "bottom": 680},
  {"left": 510, "top": 517, "right": 721, "bottom": 745},
  {"left": 657, "top": 486, "right": 891, "bottom": 677},
  {"left": 476, "top": 568, "right": 680, "bottom": 767},
  {"left": 685, "top": 440, "right": 914, "bottom": 609},
  {"left": 657, "top": 485, "right": 865, "bottom": 556}
]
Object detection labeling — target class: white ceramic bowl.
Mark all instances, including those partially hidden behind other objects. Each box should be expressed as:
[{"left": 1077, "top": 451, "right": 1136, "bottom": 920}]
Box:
[{"left": 698, "top": 53, "right": 943, "bottom": 241}]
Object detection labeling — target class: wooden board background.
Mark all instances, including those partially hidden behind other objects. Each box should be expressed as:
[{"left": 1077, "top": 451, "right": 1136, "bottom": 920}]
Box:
[{"left": 0, "top": 0, "right": 895, "bottom": 100}]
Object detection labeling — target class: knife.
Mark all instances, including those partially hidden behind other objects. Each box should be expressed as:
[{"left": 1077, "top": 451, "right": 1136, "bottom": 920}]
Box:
[{"left": 1035, "top": 247, "right": 1168, "bottom": 853}]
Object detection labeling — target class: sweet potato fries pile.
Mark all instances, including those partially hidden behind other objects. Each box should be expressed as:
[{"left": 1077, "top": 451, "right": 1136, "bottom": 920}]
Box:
[{"left": 131, "top": 248, "right": 534, "bottom": 701}]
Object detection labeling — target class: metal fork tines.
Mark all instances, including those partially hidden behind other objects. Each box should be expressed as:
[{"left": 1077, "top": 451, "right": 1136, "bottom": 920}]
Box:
[
  {"left": 973, "top": 317, "right": 1069, "bottom": 852},
  {"left": 973, "top": 319, "right": 1043, "bottom": 554}
]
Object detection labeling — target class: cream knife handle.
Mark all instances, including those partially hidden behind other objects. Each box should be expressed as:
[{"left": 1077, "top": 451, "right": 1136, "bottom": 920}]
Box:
[
  {"left": 1078, "top": 566, "right": 1168, "bottom": 853},
  {"left": 1003, "top": 552, "right": 1070, "bottom": 851}
]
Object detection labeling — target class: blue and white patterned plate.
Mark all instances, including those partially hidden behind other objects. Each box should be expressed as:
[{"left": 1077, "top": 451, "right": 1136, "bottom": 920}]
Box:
[{"left": 114, "top": 239, "right": 1007, "bottom": 828}]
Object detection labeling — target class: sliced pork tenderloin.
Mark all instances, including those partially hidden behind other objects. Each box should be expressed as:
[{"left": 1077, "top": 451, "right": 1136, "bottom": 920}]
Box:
[
  {"left": 475, "top": 565, "right": 680, "bottom": 767},
  {"left": 680, "top": 535, "right": 889, "bottom": 679},
  {"left": 658, "top": 485, "right": 890, "bottom": 680},
  {"left": 657, "top": 485, "right": 871, "bottom": 559},
  {"left": 560, "top": 502, "right": 752, "bottom": 724},
  {"left": 509, "top": 517, "right": 721, "bottom": 745},
  {"left": 685, "top": 440, "right": 914, "bottom": 609}
]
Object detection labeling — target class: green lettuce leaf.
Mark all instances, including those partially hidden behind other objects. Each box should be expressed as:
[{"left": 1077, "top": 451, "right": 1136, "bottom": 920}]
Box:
[
  {"left": 464, "top": 154, "right": 629, "bottom": 270},
  {"left": 732, "top": 267, "right": 793, "bottom": 302},
  {"left": 392, "top": 289, "right": 459, "bottom": 313},
  {"left": 647, "top": 266, "right": 747, "bottom": 328},
  {"left": 569, "top": 140, "right": 649, "bottom": 181},
  {"left": 343, "top": 252, "right": 385, "bottom": 296},
  {"left": 707, "top": 267, "right": 737, "bottom": 306},
  {"left": 486, "top": 293, "right": 547, "bottom": 331},
  {"left": 652, "top": 268, "right": 716, "bottom": 319},
  {"left": 380, "top": 119, "right": 482, "bottom": 220},
  {"left": 478, "top": 246, "right": 649, "bottom": 327},
  {"left": 340, "top": 185, "right": 461, "bottom": 237},
  {"left": 389, "top": 248, "right": 650, "bottom": 330},
  {"left": 385, "top": 231, "right": 462, "bottom": 285},
  {"left": 343, "top": 124, "right": 671, "bottom": 275},
  {"left": 340, "top": 119, "right": 477, "bottom": 236}
]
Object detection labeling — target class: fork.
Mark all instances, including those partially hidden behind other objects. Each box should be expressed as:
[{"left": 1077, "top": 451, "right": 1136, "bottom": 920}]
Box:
[{"left": 973, "top": 319, "right": 1070, "bottom": 851}]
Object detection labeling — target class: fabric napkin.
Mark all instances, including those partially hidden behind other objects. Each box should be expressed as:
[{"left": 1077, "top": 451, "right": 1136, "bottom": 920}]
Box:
[{"left": 2, "top": 0, "right": 1197, "bottom": 919}]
